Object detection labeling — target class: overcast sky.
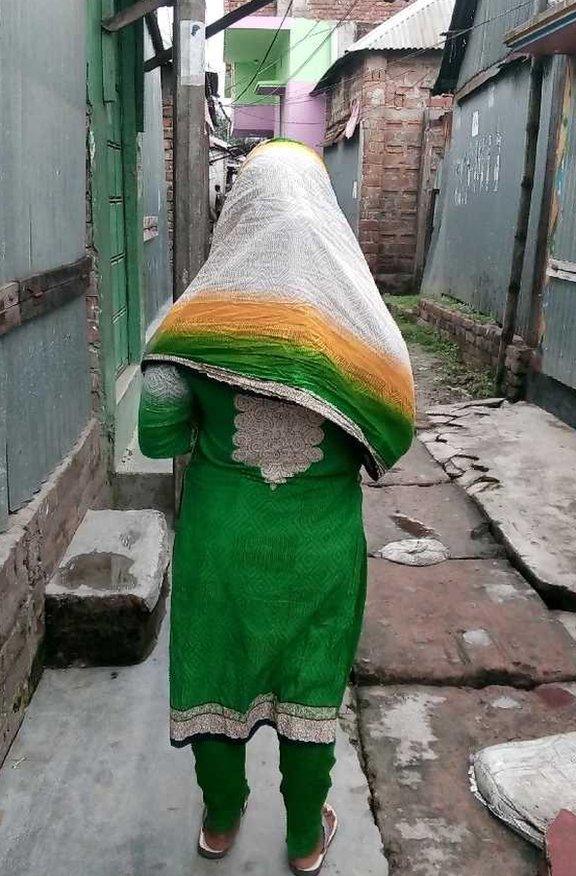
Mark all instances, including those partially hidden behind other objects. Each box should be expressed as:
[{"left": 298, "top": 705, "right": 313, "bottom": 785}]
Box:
[{"left": 157, "top": 0, "right": 226, "bottom": 84}]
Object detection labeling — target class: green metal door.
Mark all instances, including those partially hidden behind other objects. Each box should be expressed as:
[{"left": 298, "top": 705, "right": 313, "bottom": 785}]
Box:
[{"left": 103, "top": 1, "right": 129, "bottom": 375}]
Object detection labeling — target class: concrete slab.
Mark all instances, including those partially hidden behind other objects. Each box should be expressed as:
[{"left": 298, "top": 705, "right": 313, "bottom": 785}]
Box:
[
  {"left": 115, "top": 434, "right": 173, "bottom": 518},
  {"left": 0, "top": 615, "right": 385, "bottom": 876},
  {"left": 363, "top": 441, "right": 449, "bottom": 487},
  {"left": 419, "top": 402, "right": 576, "bottom": 608},
  {"left": 45, "top": 509, "right": 170, "bottom": 666},
  {"left": 358, "top": 683, "right": 576, "bottom": 875},
  {"left": 358, "top": 558, "right": 576, "bottom": 686},
  {"left": 362, "top": 483, "right": 502, "bottom": 559},
  {"left": 553, "top": 612, "right": 576, "bottom": 643}
]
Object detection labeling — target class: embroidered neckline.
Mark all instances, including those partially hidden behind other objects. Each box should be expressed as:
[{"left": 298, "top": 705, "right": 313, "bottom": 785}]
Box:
[{"left": 232, "top": 393, "right": 325, "bottom": 487}]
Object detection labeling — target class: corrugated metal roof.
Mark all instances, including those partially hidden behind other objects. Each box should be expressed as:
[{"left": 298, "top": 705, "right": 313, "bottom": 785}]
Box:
[{"left": 350, "top": 0, "right": 455, "bottom": 52}]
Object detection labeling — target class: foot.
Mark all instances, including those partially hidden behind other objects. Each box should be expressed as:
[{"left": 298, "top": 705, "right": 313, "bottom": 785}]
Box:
[
  {"left": 198, "top": 803, "right": 247, "bottom": 860},
  {"left": 289, "top": 806, "right": 337, "bottom": 871},
  {"left": 202, "top": 824, "right": 240, "bottom": 855}
]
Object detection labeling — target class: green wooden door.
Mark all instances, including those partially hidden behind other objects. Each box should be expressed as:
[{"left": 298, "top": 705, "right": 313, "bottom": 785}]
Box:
[{"left": 103, "top": 1, "right": 129, "bottom": 375}]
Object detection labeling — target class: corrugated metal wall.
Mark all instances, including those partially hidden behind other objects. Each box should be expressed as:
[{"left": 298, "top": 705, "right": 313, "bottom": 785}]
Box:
[
  {"left": 3, "top": 299, "right": 91, "bottom": 511},
  {"left": 0, "top": 0, "right": 90, "bottom": 524},
  {"left": 540, "top": 60, "right": 576, "bottom": 391},
  {"left": 457, "top": 0, "right": 536, "bottom": 89},
  {"left": 141, "top": 31, "right": 171, "bottom": 327},
  {"left": 422, "top": 63, "right": 531, "bottom": 321}
]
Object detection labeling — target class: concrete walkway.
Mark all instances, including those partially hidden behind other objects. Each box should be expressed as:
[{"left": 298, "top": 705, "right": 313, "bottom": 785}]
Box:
[
  {"left": 0, "top": 614, "right": 385, "bottom": 876},
  {"left": 359, "top": 402, "right": 576, "bottom": 873}
]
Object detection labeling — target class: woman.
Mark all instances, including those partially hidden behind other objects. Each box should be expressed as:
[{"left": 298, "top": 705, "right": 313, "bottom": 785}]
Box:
[{"left": 139, "top": 138, "right": 414, "bottom": 874}]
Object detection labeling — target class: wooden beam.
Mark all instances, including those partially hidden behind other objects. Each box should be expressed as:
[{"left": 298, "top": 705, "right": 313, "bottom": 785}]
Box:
[
  {"left": 0, "top": 257, "right": 91, "bottom": 338},
  {"left": 496, "top": 53, "right": 546, "bottom": 391},
  {"left": 102, "top": 0, "right": 172, "bottom": 34},
  {"left": 205, "top": 0, "right": 277, "bottom": 38},
  {"left": 144, "top": 47, "right": 173, "bottom": 71},
  {"left": 145, "top": 10, "right": 165, "bottom": 55}
]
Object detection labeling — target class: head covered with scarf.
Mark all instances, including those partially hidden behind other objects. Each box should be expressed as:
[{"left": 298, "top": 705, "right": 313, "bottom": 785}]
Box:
[{"left": 144, "top": 138, "right": 414, "bottom": 478}]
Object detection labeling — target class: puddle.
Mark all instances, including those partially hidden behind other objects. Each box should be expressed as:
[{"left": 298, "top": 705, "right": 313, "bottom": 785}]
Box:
[{"left": 58, "top": 552, "right": 136, "bottom": 592}]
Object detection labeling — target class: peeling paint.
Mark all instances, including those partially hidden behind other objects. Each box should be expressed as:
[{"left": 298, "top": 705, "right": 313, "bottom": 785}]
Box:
[{"left": 371, "top": 692, "right": 445, "bottom": 769}]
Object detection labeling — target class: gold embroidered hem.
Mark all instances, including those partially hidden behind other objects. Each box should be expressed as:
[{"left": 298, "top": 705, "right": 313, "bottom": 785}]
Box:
[{"left": 170, "top": 695, "right": 339, "bottom": 745}]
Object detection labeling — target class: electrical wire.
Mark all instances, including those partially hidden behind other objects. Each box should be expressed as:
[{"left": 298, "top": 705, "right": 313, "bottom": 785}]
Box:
[
  {"left": 233, "top": 0, "right": 295, "bottom": 104},
  {"left": 229, "top": 0, "right": 538, "bottom": 119}
]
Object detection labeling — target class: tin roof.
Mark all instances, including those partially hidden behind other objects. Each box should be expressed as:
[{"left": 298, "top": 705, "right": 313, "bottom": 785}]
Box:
[
  {"left": 351, "top": 0, "right": 455, "bottom": 52},
  {"left": 313, "top": 0, "right": 455, "bottom": 92}
]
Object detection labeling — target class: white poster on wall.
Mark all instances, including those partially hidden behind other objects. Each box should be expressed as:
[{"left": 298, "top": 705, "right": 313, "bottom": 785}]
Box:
[{"left": 180, "top": 20, "right": 205, "bottom": 87}]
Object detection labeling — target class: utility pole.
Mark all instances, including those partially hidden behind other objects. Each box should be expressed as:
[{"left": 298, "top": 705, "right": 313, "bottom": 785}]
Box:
[
  {"left": 172, "top": 0, "right": 208, "bottom": 508},
  {"left": 173, "top": 0, "right": 208, "bottom": 301}
]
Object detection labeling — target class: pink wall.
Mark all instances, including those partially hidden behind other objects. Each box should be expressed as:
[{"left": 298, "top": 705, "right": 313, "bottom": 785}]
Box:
[
  {"left": 281, "top": 82, "right": 326, "bottom": 153},
  {"left": 232, "top": 103, "right": 276, "bottom": 137},
  {"left": 232, "top": 84, "right": 326, "bottom": 152}
]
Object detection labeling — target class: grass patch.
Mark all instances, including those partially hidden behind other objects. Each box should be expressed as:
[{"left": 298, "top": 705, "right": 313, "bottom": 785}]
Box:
[
  {"left": 384, "top": 294, "right": 421, "bottom": 312},
  {"left": 395, "top": 313, "right": 496, "bottom": 399},
  {"left": 439, "top": 294, "right": 496, "bottom": 325}
]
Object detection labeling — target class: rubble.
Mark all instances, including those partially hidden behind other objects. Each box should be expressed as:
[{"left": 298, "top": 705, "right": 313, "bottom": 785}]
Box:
[{"left": 418, "top": 402, "right": 576, "bottom": 608}]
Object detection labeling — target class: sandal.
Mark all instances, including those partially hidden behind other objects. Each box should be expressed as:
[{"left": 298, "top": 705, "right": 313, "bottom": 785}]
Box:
[
  {"left": 289, "top": 804, "right": 338, "bottom": 876},
  {"left": 197, "top": 800, "right": 248, "bottom": 860}
]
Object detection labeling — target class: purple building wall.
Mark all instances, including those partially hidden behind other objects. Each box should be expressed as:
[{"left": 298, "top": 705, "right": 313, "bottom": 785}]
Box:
[
  {"left": 281, "top": 82, "right": 326, "bottom": 153},
  {"left": 232, "top": 104, "right": 276, "bottom": 138},
  {"left": 232, "top": 86, "right": 326, "bottom": 152}
]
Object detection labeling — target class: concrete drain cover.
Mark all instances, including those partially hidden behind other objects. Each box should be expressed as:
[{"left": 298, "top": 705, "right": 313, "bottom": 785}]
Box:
[{"left": 372, "top": 537, "right": 450, "bottom": 566}]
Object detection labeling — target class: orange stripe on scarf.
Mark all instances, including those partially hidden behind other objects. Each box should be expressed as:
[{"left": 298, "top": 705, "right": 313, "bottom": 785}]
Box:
[{"left": 159, "top": 296, "right": 415, "bottom": 418}]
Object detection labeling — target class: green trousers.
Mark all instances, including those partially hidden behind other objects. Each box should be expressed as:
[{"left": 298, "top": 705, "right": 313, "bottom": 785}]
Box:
[{"left": 192, "top": 737, "right": 336, "bottom": 859}]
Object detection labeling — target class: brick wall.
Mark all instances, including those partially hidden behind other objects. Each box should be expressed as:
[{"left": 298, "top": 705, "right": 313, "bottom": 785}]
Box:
[
  {"left": 419, "top": 298, "right": 532, "bottom": 401},
  {"left": 307, "top": 0, "right": 411, "bottom": 25},
  {"left": 225, "top": 0, "right": 277, "bottom": 14},
  {"left": 224, "top": 0, "right": 410, "bottom": 25},
  {"left": 326, "top": 52, "right": 450, "bottom": 292},
  {"left": 0, "top": 420, "right": 109, "bottom": 765}
]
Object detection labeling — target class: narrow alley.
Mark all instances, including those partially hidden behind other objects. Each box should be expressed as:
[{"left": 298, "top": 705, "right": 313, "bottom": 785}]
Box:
[
  {"left": 2, "top": 331, "right": 576, "bottom": 874},
  {"left": 3, "top": 0, "right": 576, "bottom": 874}
]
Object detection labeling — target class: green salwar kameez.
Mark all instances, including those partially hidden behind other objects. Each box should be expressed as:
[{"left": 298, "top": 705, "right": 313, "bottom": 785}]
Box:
[
  {"left": 139, "top": 369, "right": 367, "bottom": 747},
  {"left": 139, "top": 137, "right": 414, "bottom": 866}
]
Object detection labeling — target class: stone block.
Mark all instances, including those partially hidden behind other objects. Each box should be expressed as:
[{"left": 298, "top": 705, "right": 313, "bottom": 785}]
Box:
[
  {"left": 358, "top": 683, "right": 576, "bottom": 875},
  {"left": 363, "top": 440, "right": 450, "bottom": 488},
  {"left": 45, "top": 510, "right": 170, "bottom": 667},
  {"left": 358, "top": 558, "right": 576, "bottom": 686}
]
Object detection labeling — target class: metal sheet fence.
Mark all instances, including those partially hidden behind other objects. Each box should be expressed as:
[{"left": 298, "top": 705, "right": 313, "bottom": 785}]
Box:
[
  {"left": 457, "top": 0, "right": 536, "bottom": 90},
  {"left": 2, "top": 298, "right": 91, "bottom": 513},
  {"left": 0, "top": 0, "right": 90, "bottom": 528},
  {"left": 541, "top": 60, "right": 576, "bottom": 391},
  {"left": 422, "top": 64, "right": 531, "bottom": 321}
]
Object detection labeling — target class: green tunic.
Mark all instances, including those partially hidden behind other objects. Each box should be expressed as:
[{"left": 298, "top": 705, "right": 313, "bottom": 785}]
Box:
[{"left": 139, "top": 368, "right": 366, "bottom": 745}]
